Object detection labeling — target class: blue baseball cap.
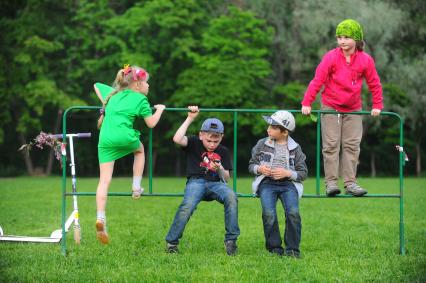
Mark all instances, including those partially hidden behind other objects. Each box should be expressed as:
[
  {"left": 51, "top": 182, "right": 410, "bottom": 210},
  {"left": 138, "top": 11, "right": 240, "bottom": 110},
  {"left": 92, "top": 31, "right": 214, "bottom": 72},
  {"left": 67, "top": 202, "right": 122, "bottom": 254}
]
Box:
[{"left": 200, "top": 118, "right": 224, "bottom": 134}]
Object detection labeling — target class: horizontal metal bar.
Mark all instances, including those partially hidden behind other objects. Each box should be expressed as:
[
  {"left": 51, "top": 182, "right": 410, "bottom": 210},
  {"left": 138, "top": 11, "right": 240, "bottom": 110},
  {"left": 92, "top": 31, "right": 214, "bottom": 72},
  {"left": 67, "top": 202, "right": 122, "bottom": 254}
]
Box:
[
  {"left": 302, "top": 194, "right": 401, "bottom": 198},
  {"left": 64, "top": 105, "right": 402, "bottom": 119},
  {"left": 237, "top": 193, "right": 401, "bottom": 198},
  {"left": 162, "top": 107, "right": 400, "bottom": 117},
  {"left": 66, "top": 192, "right": 400, "bottom": 198},
  {"left": 237, "top": 193, "right": 257, "bottom": 197},
  {"left": 66, "top": 192, "right": 185, "bottom": 197}
]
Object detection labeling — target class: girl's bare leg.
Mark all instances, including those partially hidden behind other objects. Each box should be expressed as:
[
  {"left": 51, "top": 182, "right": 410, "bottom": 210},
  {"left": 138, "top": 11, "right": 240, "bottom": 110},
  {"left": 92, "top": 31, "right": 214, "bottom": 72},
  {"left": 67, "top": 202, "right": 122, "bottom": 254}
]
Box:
[
  {"left": 96, "top": 161, "right": 115, "bottom": 212},
  {"left": 132, "top": 144, "right": 145, "bottom": 199},
  {"left": 95, "top": 161, "right": 114, "bottom": 244}
]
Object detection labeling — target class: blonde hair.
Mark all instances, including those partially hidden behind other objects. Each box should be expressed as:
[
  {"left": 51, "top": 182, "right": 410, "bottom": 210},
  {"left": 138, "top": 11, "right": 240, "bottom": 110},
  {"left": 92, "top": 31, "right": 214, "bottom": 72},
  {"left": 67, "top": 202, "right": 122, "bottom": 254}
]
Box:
[{"left": 97, "top": 65, "right": 149, "bottom": 129}]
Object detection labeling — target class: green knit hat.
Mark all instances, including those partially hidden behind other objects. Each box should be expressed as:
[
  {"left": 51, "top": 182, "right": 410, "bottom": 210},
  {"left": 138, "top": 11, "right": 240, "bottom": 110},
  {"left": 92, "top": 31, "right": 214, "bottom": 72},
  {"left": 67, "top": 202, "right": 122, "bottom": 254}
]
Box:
[{"left": 336, "top": 19, "right": 363, "bottom": 41}]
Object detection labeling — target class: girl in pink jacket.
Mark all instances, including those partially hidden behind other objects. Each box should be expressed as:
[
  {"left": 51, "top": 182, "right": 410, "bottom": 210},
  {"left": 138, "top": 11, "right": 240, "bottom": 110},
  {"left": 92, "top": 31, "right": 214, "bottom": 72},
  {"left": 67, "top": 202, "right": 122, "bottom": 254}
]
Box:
[{"left": 301, "top": 19, "right": 383, "bottom": 197}]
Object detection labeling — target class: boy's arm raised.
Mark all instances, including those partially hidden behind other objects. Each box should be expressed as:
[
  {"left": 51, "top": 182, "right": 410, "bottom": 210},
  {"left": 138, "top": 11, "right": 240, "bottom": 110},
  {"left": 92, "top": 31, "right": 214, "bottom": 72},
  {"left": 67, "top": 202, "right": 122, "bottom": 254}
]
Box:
[{"left": 173, "top": 106, "right": 199, "bottom": 147}]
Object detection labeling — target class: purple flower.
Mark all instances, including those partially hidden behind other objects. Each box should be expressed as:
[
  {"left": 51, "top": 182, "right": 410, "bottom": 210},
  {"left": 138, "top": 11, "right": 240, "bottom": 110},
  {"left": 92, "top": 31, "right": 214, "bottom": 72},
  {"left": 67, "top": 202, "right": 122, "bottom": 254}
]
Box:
[{"left": 19, "top": 131, "right": 64, "bottom": 167}]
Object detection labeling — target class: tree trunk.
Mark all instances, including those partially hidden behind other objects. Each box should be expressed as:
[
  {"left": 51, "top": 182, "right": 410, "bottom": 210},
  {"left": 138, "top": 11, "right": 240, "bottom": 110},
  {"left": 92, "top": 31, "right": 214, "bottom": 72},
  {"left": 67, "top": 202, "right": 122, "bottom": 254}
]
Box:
[
  {"left": 370, "top": 151, "right": 376, "bottom": 177},
  {"left": 18, "top": 132, "right": 34, "bottom": 175},
  {"left": 416, "top": 142, "right": 421, "bottom": 177},
  {"left": 13, "top": 107, "right": 34, "bottom": 175},
  {"left": 45, "top": 109, "right": 63, "bottom": 175}
]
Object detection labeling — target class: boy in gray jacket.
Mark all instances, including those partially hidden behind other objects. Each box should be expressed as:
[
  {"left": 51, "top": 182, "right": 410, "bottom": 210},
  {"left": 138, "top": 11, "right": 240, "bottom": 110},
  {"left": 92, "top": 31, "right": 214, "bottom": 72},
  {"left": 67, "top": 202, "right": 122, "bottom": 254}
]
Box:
[{"left": 249, "top": 110, "right": 307, "bottom": 258}]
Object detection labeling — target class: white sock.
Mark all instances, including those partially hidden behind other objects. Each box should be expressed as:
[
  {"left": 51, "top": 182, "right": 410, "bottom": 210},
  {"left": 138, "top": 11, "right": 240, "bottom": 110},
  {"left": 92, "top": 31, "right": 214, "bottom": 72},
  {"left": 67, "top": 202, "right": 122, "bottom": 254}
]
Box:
[
  {"left": 132, "top": 176, "right": 142, "bottom": 189},
  {"left": 97, "top": 211, "right": 106, "bottom": 222}
]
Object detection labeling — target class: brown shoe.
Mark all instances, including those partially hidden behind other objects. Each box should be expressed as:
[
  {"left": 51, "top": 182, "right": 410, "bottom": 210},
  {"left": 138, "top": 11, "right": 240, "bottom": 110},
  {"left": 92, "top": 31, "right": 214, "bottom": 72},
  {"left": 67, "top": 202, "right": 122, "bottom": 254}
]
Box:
[{"left": 96, "top": 219, "right": 109, "bottom": 244}]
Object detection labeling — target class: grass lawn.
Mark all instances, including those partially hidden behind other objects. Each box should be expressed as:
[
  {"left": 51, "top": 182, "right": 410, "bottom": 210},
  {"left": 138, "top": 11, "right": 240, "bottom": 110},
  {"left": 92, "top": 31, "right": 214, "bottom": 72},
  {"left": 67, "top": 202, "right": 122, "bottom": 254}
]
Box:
[{"left": 0, "top": 177, "right": 425, "bottom": 282}]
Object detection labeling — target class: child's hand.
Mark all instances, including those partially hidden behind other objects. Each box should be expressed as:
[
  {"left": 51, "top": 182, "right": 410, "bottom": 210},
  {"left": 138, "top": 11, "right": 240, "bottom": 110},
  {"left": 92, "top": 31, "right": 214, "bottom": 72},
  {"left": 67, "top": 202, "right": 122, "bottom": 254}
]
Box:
[
  {"left": 271, "top": 168, "right": 292, "bottom": 180},
  {"left": 258, "top": 165, "right": 272, "bottom": 176},
  {"left": 301, "top": 106, "right": 311, "bottom": 115},
  {"left": 371, "top": 109, "right": 381, "bottom": 116},
  {"left": 154, "top": 104, "right": 166, "bottom": 111},
  {"left": 211, "top": 160, "right": 222, "bottom": 172},
  {"left": 145, "top": 104, "right": 166, "bottom": 128},
  {"left": 187, "top": 106, "right": 199, "bottom": 119}
]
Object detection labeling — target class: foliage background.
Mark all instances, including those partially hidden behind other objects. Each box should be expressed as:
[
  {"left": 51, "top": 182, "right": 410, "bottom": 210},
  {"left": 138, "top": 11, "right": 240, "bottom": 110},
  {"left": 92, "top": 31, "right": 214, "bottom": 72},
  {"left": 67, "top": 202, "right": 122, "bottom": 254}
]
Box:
[{"left": 0, "top": 0, "right": 425, "bottom": 177}]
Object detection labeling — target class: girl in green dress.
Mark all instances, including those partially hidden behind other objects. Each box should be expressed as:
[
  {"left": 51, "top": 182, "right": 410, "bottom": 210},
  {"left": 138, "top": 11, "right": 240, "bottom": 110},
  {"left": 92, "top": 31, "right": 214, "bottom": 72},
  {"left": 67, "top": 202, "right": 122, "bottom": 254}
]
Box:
[{"left": 94, "top": 65, "right": 165, "bottom": 244}]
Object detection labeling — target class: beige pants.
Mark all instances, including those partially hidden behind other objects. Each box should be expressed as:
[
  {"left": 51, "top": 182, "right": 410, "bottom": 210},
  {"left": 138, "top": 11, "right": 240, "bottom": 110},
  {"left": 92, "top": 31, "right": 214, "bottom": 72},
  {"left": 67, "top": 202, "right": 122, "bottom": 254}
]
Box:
[{"left": 321, "top": 106, "right": 363, "bottom": 187}]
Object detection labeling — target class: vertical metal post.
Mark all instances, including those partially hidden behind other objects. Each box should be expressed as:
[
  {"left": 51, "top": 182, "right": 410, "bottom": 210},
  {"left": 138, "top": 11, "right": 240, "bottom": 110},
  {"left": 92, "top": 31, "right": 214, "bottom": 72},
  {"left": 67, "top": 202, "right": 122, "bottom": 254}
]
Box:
[
  {"left": 399, "top": 116, "right": 405, "bottom": 255},
  {"left": 316, "top": 112, "right": 321, "bottom": 195},
  {"left": 149, "top": 128, "right": 153, "bottom": 194},
  {"left": 61, "top": 110, "right": 68, "bottom": 256},
  {"left": 233, "top": 111, "right": 238, "bottom": 192}
]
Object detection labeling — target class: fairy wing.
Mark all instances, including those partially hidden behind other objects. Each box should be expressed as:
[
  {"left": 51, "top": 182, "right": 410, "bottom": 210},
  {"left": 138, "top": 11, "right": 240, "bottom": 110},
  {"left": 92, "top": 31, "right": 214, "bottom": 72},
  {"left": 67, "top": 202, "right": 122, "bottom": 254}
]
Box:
[{"left": 94, "top": 82, "right": 115, "bottom": 104}]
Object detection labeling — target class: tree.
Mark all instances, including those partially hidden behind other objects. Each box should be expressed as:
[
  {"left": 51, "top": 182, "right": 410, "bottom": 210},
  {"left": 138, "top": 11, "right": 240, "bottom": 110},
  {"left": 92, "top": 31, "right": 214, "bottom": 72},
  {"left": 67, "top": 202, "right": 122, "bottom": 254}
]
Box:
[
  {"left": 171, "top": 6, "right": 273, "bottom": 125},
  {"left": 388, "top": 55, "right": 426, "bottom": 176},
  {"left": 0, "top": 0, "right": 84, "bottom": 175},
  {"left": 389, "top": 0, "right": 426, "bottom": 176},
  {"left": 0, "top": 0, "right": 423, "bottom": 177},
  {"left": 247, "top": 0, "right": 406, "bottom": 81}
]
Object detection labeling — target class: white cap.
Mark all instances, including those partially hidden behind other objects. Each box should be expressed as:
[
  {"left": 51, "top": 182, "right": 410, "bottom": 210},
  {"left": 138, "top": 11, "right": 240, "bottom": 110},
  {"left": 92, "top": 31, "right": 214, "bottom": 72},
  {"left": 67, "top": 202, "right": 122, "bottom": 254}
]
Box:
[{"left": 262, "top": 110, "right": 296, "bottom": 132}]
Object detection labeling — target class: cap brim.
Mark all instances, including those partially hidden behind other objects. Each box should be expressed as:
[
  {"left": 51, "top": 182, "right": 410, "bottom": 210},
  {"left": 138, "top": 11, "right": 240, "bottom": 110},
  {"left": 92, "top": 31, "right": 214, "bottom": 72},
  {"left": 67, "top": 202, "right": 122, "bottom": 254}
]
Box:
[
  {"left": 262, "top": 115, "right": 280, "bottom": 126},
  {"left": 205, "top": 129, "right": 223, "bottom": 134}
]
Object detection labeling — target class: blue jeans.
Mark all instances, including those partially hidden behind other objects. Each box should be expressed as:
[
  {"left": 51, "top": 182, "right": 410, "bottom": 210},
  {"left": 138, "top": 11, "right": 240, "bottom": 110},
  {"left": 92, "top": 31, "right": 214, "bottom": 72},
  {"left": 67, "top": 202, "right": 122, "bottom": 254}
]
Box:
[
  {"left": 165, "top": 178, "right": 240, "bottom": 245},
  {"left": 259, "top": 180, "right": 301, "bottom": 255}
]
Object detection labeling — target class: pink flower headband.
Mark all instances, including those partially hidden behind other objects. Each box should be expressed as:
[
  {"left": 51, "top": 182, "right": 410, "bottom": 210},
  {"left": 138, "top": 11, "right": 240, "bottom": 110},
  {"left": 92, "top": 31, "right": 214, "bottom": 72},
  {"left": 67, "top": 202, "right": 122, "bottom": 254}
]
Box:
[{"left": 122, "top": 64, "right": 148, "bottom": 81}]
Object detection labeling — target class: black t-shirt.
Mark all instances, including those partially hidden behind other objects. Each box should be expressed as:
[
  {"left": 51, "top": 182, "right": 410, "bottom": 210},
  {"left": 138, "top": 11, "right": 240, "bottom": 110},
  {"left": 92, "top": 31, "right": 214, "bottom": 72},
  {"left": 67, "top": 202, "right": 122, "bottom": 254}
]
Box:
[{"left": 183, "top": 136, "right": 232, "bottom": 182}]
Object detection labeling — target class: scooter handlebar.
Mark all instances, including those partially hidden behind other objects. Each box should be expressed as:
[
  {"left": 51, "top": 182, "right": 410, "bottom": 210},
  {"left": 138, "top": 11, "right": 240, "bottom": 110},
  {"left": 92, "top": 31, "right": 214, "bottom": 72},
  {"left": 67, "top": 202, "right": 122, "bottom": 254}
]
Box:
[
  {"left": 76, "top": 133, "right": 91, "bottom": 138},
  {"left": 52, "top": 133, "right": 92, "bottom": 139}
]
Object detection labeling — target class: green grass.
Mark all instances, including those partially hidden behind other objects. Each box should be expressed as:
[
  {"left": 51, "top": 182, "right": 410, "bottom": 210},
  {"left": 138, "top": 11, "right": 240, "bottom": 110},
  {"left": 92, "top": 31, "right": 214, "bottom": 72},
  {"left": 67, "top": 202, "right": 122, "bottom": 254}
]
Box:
[{"left": 0, "top": 177, "right": 425, "bottom": 282}]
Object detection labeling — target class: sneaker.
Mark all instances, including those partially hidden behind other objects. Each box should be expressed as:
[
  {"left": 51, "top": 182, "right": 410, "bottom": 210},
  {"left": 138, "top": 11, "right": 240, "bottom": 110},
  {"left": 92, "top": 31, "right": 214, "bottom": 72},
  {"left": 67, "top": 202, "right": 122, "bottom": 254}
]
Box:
[
  {"left": 284, "top": 250, "right": 301, "bottom": 259},
  {"left": 345, "top": 183, "right": 367, "bottom": 197},
  {"left": 95, "top": 219, "right": 109, "bottom": 244},
  {"left": 166, "top": 243, "right": 179, "bottom": 254},
  {"left": 224, "top": 240, "right": 237, "bottom": 256},
  {"left": 269, "top": 247, "right": 284, "bottom": 256},
  {"left": 326, "top": 184, "right": 341, "bottom": 197},
  {"left": 132, "top": 187, "right": 144, "bottom": 199}
]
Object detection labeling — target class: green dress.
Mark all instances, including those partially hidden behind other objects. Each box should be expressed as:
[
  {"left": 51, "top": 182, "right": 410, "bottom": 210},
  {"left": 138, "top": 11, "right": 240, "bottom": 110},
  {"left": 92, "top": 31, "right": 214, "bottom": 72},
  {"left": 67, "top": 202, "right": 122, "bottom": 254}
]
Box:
[{"left": 96, "top": 83, "right": 152, "bottom": 163}]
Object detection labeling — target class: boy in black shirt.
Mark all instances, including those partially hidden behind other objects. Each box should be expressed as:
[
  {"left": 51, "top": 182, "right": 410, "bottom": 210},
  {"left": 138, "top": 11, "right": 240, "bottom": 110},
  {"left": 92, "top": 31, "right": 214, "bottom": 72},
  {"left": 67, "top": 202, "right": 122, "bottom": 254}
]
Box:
[{"left": 165, "top": 106, "right": 240, "bottom": 255}]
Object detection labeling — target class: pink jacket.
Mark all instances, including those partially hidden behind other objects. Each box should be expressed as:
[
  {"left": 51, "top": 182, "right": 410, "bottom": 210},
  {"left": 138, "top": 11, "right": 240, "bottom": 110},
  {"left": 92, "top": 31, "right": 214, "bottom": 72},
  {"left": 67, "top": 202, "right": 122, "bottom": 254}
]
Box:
[{"left": 302, "top": 48, "right": 383, "bottom": 112}]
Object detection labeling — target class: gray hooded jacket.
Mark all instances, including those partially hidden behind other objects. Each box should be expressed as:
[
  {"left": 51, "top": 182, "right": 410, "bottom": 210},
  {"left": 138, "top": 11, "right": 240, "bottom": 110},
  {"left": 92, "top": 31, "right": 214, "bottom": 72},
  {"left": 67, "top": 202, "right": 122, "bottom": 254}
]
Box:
[{"left": 248, "top": 136, "right": 308, "bottom": 197}]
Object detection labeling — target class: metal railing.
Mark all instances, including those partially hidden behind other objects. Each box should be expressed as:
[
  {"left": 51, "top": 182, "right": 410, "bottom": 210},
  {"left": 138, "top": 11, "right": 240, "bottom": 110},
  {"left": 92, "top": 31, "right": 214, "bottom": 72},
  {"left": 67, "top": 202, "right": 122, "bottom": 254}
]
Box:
[{"left": 60, "top": 106, "right": 406, "bottom": 255}]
